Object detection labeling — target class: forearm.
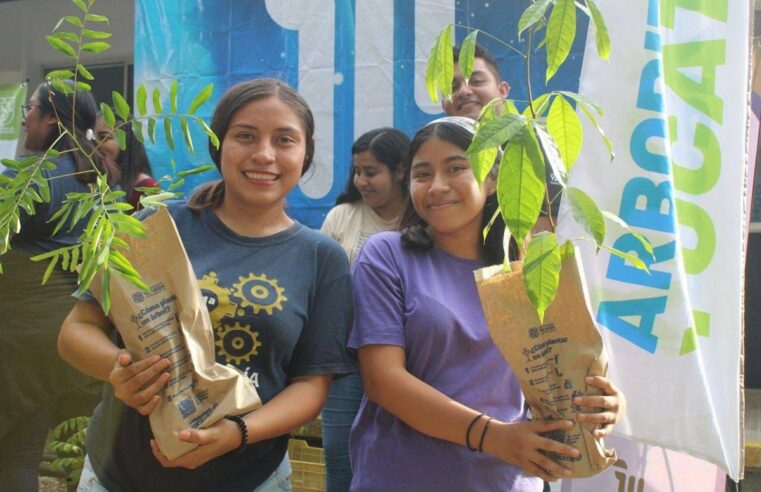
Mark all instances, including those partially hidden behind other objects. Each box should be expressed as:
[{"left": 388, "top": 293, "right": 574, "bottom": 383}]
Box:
[
  {"left": 243, "top": 375, "right": 331, "bottom": 444},
  {"left": 58, "top": 301, "right": 120, "bottom": 381}
]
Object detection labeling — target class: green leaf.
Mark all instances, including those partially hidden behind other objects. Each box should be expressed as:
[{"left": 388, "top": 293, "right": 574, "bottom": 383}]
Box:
[
  {"left": 76, "top": 64, "right": 94, "bottom": 81},
  {"left": 180, "top": 117, "right": 194, "bottom": 154},
  {"left": 566, "top": 187, "right": 605, "bottom": 246},
  {"left": 131, "top": 120, "right": 144, "bottom": 143},
  {"left": 50, "top": 79, "right": 74, "bottom": 94},
  {"left": 557, "top": 90, "right": 603, "bottom": 115},
  {"left": 424, "top": 24, "right": 454, "bottom": 104},
  {"left": 75, "top": 81, "right": 91, "bottom": 92},
  {"left": 55, "top": 32, "right": 79, "bottom": 43},
  {"left": 458, "top": 30, "right": 478, "bottom": 81},
  {"left": 82, "top": 28, "right": 112, "bottom": 39},
  {"left": 601, "top": 243, "right": 649, "bottom": 273},
  {"left": 577, "top": 103, "right": 614, "bottom": 161},
  {"left": 601, "top": 210, "right": 654, "bottom": 257},
  {"left": 188, "top": 84, "right": 213, "bottom": 115},
  {"left": 164, "top": 118, "right": 175, "bottom": 150},
  {"left": 101, "top": 267, "right": 111, "bottom": 314},
  {"left": 523, "top": 232, "right": 561, "bottom": 322},
  {"left": 152, "top": 87, "right": 163, "bottom": 113},
  {"left": 175, "top": 164, "right": 216, "bottom": 179},
  {"left": 111, "top": 91, "right": 130, "bottom": 121},
  {"left": 147, "top": 117, "right": 157, "bottom": 144},
  {"left": 85, "top": 13, "right": 109, "bottom": 23},
  {"left": 532, "top": 121, "right": 567, "bottom": 186},
  {"left": 63, "top": 15, "right": 83, "bottom": 27},
  {"left": 497, "top": 126, "right": 546, "bottom": 247},
  {"left": 170, "top": 80, "right": 178, "bottom": 113},
  {"left": 523, "top": 93, "right": 552, "bottom": 118},
  {"left": 81, "top": 41, "right": 110, "bottom": 53},
  {"left": 585, "top": 0, "right": 611, "bottom": 60},
  {"left": 197, "top": 118, "right": 219, "bottom": 149},
  {"left": 114, "top": 128, "right": 126, "bottom": 151},
  {"left": 46, "top": 35, "right": 76, "bottom": 58},
  {"left": 41, "top": 255, "right": 60, "bottom": 285},
  {"left": 468, "top": 147, "right": 498, "bottom": 184},
  {"left": 518, "top": 0, "right": 553, "bottom": 38},
  {"left": 547, "top": 95, "right": 583, "bottom": 171},
  {"left": 99, "top": 103, "right": 115, "bottom": 128},
  {"left": 46, "top": 69, "right": 75, "bottom": 80},
  {"left": 546, "top": 0, "right": 577, "bottom": 82},
  {"left": 136, "top": 84, "right": 148, "bottom": 116},
  {"left": 72, "top": 0, "right": 87, "bottom": 11},
  {"left": 560, "top": 240, "right": 575, "bottom": 259},
  {"left": 467, "top": 113, "right": 525, "bottom": 182}
]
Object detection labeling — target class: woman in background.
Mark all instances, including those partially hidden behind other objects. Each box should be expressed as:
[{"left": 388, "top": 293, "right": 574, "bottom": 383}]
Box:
[{"left": 320, "top": 127, "right": 409, "bottom": 491}]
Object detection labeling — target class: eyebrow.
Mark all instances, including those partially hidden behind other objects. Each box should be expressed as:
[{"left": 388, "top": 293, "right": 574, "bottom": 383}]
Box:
[
  {"left": 228, "top": 123, "right": 302, "bottom": 133},
  {"left": 411, "top": 154, "right": 468, "bottom": 170}
]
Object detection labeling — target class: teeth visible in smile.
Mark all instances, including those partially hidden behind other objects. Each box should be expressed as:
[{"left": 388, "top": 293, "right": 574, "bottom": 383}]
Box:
[{"left": 243, "top": 171, "right": 277, "bottom": 181}]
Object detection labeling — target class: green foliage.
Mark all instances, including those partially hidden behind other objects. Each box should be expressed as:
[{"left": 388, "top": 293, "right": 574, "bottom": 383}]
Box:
[
  {"left": 44, "top": 416, "right": 90, "bottom": 487},
  {"left": 0, "top": 0, "right": 218, "bottom": 311},
  {"left": 425, "top": 2, "right": 647, "bottom": 318}
]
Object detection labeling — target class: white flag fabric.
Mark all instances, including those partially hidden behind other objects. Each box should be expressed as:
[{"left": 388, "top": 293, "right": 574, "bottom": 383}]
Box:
[
  {"left": 0, "top": 82, "right": 27, "bottom": 165},
  {"left": 562, "top": 0, "right": 750, "bottom": 480}
]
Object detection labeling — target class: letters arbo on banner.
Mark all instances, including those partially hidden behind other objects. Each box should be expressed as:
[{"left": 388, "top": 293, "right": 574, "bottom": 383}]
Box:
[{"left": 134, "top": 0, "right": 749, "bottom": 482}]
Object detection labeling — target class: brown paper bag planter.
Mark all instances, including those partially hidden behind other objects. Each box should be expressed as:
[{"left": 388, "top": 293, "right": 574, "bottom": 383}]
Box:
[
  {"left": 90, "top": 207, "right": 261, "bottom": 459},
  {"left": 475, "top": 255, "right": 616, "bottom": 478}
]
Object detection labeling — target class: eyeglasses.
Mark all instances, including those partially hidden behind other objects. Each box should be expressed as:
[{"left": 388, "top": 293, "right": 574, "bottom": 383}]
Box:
[{"left": 20, "top": 103, "right": 40, "bottom": 118}]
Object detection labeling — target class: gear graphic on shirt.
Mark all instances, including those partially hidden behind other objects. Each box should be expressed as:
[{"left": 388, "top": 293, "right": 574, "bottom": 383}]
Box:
[
  {"left": 233, "top": 273, "right": 287, "bottom": 315},
  {"left": 199, "top": 272, "right": 238, "bottom": 327},
  {"left": 214, "top": 322, "right": 262, "bottom": 366}
]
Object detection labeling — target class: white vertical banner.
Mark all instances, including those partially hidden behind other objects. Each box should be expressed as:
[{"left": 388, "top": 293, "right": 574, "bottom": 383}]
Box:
[
  {"left": 561, "top": 0, "right": 750, "bottom": 481},
  {"left": 0, "top": 82, "right": 27, "bottom": 164}
]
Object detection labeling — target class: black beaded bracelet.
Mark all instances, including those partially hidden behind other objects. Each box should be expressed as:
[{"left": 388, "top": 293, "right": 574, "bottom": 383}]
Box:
[
  {"left": 478, "top": 417, "right": 493, "bottom": 453},
  {"left": 225, "top": 415, "right": 248, "bottom": 452},
  {"left": 465, "top": 413, "right": 485, "bottom": 451}
]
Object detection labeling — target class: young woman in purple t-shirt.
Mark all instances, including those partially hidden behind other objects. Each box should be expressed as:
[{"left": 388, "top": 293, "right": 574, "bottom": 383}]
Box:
[{"left": 348, "top": 117, "right": 625, "bottom": 491}]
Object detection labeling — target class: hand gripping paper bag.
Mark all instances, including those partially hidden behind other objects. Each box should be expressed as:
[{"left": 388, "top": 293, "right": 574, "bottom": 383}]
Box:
[
  {"left": 475, "top": 254, "right": 616, "bottom": 478},
  {"left": 90, "top": 207, "right": 261, "bottom": 459}
]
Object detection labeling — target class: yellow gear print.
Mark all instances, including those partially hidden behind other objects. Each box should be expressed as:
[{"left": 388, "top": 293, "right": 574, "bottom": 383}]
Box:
[
  {"left": 199, "top": 272, "right": 238, "bottom": 327},
  {"left": 233, "top": 273, "right": 287, "bottom": 315},
  {"left": 215, "top": 322, "right": 262, "bottom": 365}
]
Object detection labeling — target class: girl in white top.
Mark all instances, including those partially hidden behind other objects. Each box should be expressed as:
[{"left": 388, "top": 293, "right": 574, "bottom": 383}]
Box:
[{"left": 319, "top": 127, "right": 410, "bottom": 492}]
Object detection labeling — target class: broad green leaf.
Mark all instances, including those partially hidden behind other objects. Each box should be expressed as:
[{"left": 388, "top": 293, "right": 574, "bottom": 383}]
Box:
[
  {"left": 577, "top": 103, "right": 614, "bottom": 161},
  {"left": 164, "top": 118, "right": 175, "bottom": 150},
  {"left": 55, "top": 32, "right": 79, "bottom": 43},
  {"left": 72, "top": 0, "right": 87, "bottom": 11},
  {"left": 136, "top": 84, "right": 148, "bottom": 116},
  {"left": 131, "top": 120, "right": 145, "bottom": 143},
  {"left": 497, "top": 126, "right": 546, "bottom": 246},
  {"left": 197, "top": 118, "right": 220, "bottom": 149},
  {"left": 459, "top": 30, "right": 478, "bottom": 81},
  {"left": 147, "top": 117, "right": 157, "bottom": 144},
  {"left": 170, "top": 80, "right": 178, "bottom": 113},
  {"left": 180, "top": 117, "right": 194, "bottom": 154},
  {"left": 532, "top": 121, "right": 567, "bottom": 186},
  {"left": 469, "top": 147, "right": 499, "bottom": 184},
  {"left": 518, "top": 0, "right": 553, "bottom": 38},
  {"left": 99, "top": 103, "right": 115, "bottom": 128},
  {"left": 188, "top": 84, "right": 213, "bottom": 114},
  {"left": 114, "top": 128, "right": 126, "bottom": 151},
  {"left": 46, "top": 69, "right": 75, "bottom": 80},
  {"left": 523, "top": 93, "right": 552, "bottom": 118},
  {"left": 152, "top": 87, "right": 163, "bottom": 114},
  {"left": 601, "top": 210, "right": 654, "bottom": 257},
  {"left": 546, "top": 0, "right": 576, "bottom": 82},
  {"left": 111, "top": 91, "right": 130, "bottom": 121},
  {"left": 81, "top": 41, "right": 110, "bottom": 53},
  {"left": 82, "top": 29, "right": 111, "bottom": 39},
  {"left": 560, "top": 240, "right": 575, "bottom": 259},
  {"left": 63, "top": 15, "right": 83, "bottom": 27},
  {"left": 424, "top": 24, "right": 454, "bottom": 104},
  {"left": 601, "top": 243, "right": 649, "bottom": 272},
  {"left": 468, "top": 113, "right": 526, "bottom": 154},
  {"left": 585, "top": 0, "right": 611, "bottom": 60},
  {"left": 566, "top": 187, "right": 605, "bottom": 246},
  {"left": 77, "top": 64, "right": 94, "bottom": 80},
  {"left": 46, "top": 35, "right": 76, "bottom": 58},
  {"left": 523, "top": 232, "right": 561, "bottom": 322},
  {"left": 557, "top": 90, "right": 603, "bottom": 115},
  {"left": 547, "top": 95, "right": 583, "bottom": 171},
  {"left": 85, "top": 14, "right": 109, "bottom": 23}
]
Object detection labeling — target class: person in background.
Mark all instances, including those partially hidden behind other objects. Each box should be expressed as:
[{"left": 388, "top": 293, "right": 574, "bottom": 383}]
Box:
[
  {"left": 347, "top": 117, "right": 624, "bottom": 491},
  {"left": 0, "top": 80, "right": 120, "bottom": 492},
  {"left": 442, "top": 43, "right": 560, "bottom": 230},
  {"left": 58, "top": 78, "right": 355, "bottom": 492},
  {"left": 95, "top": 114, "right": 160, "bottom": 210},
  {"left": 320, "top": 127, "right": 410, "bottom": 491}
]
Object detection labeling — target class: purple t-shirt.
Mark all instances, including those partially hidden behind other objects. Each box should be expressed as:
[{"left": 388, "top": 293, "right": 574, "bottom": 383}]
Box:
[{"left": 348, "top": 232, "right": 542, "bottom": 492}]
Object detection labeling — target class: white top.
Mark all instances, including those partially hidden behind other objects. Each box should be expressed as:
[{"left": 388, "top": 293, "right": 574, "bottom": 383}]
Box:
[{"left": 320, "top": 201, "right": 398, "bottom": 265}]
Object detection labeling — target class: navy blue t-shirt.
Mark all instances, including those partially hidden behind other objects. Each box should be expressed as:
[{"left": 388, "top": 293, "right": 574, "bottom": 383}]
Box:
[{"left": 86, "top": 202, "right": 356, "bottom": 492}]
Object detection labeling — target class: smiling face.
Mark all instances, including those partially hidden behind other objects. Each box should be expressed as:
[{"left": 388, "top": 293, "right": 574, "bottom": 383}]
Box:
[
  {"left": 409, "top": 135, "right": 493, "bottom": 243},
  {"left": 95, "top": 118, "right": 120, "bottom": 162},
  {"left": 219, "top": 96, "right": 307, "bottom": 214},
  {"left": 441, "top": 58, "right": 509, "bottom": 120},
  {"left": 22, "top": 93, "right": 56, "bottom": 152},
  {"left": 352, "top": 150, "right": 405, "bottom": 214}
]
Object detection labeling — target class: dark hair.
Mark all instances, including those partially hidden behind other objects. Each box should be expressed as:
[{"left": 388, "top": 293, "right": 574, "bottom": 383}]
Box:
[
  {"left": 35, "top": 81, "right": 120, "bottom": 185},
  {"left": 452, "top": 44, "right": 503, "bottom": 82},
  {"left": 399, "top": 121, "right": 518, "bottom": 264},
  {"left": 189, "top": 78, "right": 315, "bottom": 210},
  {"left": 97, "top": 112, "right": 154, "bottom": 199},
  {"left": 335, "top": 127, "right": 410, "bottom": 205}
]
